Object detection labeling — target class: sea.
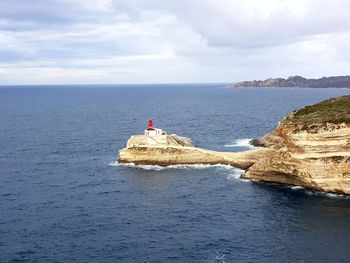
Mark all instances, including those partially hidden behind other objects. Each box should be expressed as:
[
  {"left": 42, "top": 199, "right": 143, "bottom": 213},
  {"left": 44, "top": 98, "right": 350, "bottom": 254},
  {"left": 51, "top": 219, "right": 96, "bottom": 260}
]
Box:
[{"left": 1, "top": 84, "right": 350, "bottom": 263}]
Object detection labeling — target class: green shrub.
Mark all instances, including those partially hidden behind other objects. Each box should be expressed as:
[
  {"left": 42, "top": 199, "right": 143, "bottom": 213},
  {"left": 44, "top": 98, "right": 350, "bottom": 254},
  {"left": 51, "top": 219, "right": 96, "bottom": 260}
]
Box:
[{"left": 283, "top": 96, "right": 350, "bottom": 127}]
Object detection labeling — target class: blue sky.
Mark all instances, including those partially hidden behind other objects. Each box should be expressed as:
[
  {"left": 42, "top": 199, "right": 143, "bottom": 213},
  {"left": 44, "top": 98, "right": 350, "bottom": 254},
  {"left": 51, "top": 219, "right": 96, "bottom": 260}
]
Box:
[{"left": 1, "top": 0, "right": 350, "bottom": 84}]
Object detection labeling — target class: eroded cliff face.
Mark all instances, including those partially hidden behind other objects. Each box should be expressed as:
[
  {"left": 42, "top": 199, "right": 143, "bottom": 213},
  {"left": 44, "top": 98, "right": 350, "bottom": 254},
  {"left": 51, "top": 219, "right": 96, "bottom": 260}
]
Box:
[
  {"left": 243, "top": 98, "right": 350, "bottom": 194},
  {"left": 243, "top": 124, "right": 350, "bottom": 193}
]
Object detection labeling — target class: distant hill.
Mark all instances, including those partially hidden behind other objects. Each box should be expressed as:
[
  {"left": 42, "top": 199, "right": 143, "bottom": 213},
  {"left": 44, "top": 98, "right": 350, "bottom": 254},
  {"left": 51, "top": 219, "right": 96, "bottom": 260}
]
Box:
[{"left": 232, "top": 75, "right": 350, "bottom": 88}]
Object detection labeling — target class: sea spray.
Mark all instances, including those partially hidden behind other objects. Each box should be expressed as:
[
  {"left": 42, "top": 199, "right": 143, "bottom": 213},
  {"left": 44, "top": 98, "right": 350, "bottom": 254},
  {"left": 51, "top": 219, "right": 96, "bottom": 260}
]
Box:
[
  {"left": 114, "top": 161, "right": 234, "bottom": 171},
  {"left": 266, "top": 183, "right": 349, "bottom": 199},
  {"left": 110, "top": 161, "right": 246, "bottom": 180},
  {"left": 224, "top": 138, "right": 255, "bottom": 149},
  {"left": 304, "top": 189, "right": 350, "bottom": 199}
]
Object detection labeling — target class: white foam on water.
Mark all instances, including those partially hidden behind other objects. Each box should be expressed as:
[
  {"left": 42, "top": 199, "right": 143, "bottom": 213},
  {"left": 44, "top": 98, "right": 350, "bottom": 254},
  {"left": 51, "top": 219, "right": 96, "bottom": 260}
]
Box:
[
  {"left": 208, "top": 252, "right": 226, "bottom": 263},
  {"left": 283, "top": 184, "right": 349, "bottom": 199},
  {"left": 108, "top": 161, "right": 243, "bottom": 181},
  {"left": 114, "top": 161, "right": 234, "bottom": 171},
  {"left": 304, "top": 190, "right": 349, "bottom": 199},
  {"left": 107, "top": 160, "right": 119, "bottom": 167},
  {"left": 225, "top": 167, "right": 245, "bottom": 180},
  {"left": 110, "top": 161, "right": 247, "bottom": 181},
  {"left": 224, "top": 138, "right": 255, "bottom": 149},
  {"left": 291, "top": 186, "right": 304, "bottom": 190}
]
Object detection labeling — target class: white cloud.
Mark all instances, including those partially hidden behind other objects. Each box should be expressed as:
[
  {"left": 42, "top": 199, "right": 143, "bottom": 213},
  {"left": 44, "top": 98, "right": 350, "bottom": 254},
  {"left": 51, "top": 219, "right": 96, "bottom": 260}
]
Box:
[{"left": 0, "top": 0, "right": 350, "bottom": 84}]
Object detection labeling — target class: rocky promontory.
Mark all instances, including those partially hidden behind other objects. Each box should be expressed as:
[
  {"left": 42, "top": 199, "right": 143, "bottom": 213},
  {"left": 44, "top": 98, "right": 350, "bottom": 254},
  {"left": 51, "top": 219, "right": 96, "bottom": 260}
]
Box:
[
  {"left": 244, "top": 96, "right": 350, "bottom": 194},
  {"left": 232, "top": 75, "right": 350, "bottom": 88},
  {"left": 119, "top": 134, "right": 274, "bottom": 170},
  {"left": 119, "top": 96, "right": 350, "bottom": 194}
]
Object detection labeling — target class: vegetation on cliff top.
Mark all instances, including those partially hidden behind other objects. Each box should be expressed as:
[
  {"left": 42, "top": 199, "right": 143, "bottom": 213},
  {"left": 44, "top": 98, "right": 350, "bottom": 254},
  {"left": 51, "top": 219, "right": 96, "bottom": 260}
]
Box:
[{"left": 283, "top": 95, "right": 350, "bottom": 127}]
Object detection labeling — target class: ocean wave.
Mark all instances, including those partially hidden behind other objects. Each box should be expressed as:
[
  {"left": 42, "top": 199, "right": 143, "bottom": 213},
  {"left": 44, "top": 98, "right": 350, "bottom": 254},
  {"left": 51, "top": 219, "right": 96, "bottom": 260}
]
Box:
[
  {"left": 225, "top": 167, "right": 245, "bottom": 180},
  {"left": 112, "top": 161, "right": 231, "bottom": 170},
  {"left": 304, "top": 190, "right": 349, "bottom": 199},
  {"left": 287, "top": 185, "right": 349, "bottom": 199},
  {"left": 208, "top": 252, "right": 226, "bottom": 263},
  {"left": 107, "top": 161, "right": 120, "bottom": 167},
  {"left": 109, "top": 161, "right": 246, "bottom": 181},
  {"left": 291, "top": 186, "right": 304, "bottom": 190},
  {"left": 224, "top": 138, "right": 255, "bottom": 149},
  {"left": 110, "top": 161, "right": 243, "bottom": 178}
]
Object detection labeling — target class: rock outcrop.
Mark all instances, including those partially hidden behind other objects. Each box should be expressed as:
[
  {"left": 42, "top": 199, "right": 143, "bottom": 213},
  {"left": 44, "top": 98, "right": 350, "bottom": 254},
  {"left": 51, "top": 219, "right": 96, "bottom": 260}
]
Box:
[
  {"left": 119, "top": 134, "right": 274, "bottom": 170},
  {"left": 119, "top": 96, "right": 350, "bottom": 194},
  {"left": 243, "top": 96, "right": 350, "bottom": 194}
]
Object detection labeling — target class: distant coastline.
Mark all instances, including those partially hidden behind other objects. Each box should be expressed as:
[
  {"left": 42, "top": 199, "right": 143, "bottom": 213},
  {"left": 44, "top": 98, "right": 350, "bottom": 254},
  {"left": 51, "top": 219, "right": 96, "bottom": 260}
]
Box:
[{"left": 231, "top": 75, "right": 350, "bottom": 88}]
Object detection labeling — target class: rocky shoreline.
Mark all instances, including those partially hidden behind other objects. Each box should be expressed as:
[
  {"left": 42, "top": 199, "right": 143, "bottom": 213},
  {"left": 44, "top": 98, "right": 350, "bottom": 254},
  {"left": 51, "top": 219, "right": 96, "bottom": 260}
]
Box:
[{"left": 118, "top": 96, "right": 350, "bottom": 195}]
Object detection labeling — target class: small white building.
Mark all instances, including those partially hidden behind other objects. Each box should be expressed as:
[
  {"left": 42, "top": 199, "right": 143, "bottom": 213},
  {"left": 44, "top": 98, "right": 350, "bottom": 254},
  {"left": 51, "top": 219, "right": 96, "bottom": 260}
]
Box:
[
  {"left": 144, "top": 120, "right": 167, "bottom": 136},
  {"left": 144, "top": 127, "right": 166, "bottom": 137},
  {"left": 144, "top": 120, "right": 167, "bottom": 144}
]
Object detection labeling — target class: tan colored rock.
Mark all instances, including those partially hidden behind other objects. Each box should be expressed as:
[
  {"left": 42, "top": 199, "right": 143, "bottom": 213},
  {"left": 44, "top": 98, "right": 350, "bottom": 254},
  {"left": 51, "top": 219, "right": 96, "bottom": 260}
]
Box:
[
  {"left": 118, "top": 96, "right": 350, "bottom": 195},
  {"left": 119, "top": 135, "right": 273, "bottom": 169},
  {"left": 242, "top": 96, "right": 350, "bottom": 194},
  {"left": 243, "top": 123, "right": 350, "bottom": 194},
  {"left": 119, "top": 134, "right": 274, "bottom": 170}
]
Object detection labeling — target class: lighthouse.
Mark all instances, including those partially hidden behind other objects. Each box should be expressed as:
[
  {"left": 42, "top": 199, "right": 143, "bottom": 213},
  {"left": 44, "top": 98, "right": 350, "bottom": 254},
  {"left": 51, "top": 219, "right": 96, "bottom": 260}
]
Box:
[
  {"left": 147, "top": 119, "right": 154, "bottom": 130},
  {"left": 144, "top": 120, "right": 166, "bottom": 137}
]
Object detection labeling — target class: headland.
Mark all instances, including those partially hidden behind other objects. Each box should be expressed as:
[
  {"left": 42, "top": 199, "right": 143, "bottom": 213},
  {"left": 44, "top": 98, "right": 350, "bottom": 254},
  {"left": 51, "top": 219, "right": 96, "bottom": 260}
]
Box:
[
  {"left": 118, "top": 96, "right": 350, "bottom": 194},
  {"left": 231, "top": 75, "right": 350, "bottom": 88}
]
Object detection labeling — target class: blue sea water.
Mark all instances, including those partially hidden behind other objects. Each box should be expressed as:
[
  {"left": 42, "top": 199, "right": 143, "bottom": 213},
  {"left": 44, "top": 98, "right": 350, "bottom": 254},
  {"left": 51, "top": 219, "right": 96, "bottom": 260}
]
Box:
[{"left": 0, "top": 84, "right": 350, "bottom": 263}]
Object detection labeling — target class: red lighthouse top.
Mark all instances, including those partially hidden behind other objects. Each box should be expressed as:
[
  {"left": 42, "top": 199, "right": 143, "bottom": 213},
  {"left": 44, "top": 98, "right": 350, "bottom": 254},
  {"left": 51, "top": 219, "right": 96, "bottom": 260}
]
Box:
[{"left": 147, "top": 119, "right": 154, "bottom": 130}]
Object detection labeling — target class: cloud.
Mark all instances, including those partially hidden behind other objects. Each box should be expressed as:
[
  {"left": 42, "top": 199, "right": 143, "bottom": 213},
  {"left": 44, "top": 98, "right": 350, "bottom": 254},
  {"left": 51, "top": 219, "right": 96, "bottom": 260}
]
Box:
[
  {"left": 112, "top": 0, "right": 350, "bottom": 48},
  {"left": 0, "top": 0, "right": 350, "bottom": 84}
]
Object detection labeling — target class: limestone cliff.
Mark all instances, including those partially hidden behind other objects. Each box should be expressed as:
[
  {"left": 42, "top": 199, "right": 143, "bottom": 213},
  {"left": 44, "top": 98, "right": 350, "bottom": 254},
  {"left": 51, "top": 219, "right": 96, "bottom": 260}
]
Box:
[
  {"left": 119, "top": 96, "right": 350, "bottom": 195},
  {"left": 243, "top": 96, "right": 350, "bottom": 194}
]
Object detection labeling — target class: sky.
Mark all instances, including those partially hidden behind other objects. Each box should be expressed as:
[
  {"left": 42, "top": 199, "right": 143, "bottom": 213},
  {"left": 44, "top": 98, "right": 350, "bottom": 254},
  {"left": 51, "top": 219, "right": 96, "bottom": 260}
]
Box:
[{"left": 0, "top": 0, "right": 350, "bottom": 84}]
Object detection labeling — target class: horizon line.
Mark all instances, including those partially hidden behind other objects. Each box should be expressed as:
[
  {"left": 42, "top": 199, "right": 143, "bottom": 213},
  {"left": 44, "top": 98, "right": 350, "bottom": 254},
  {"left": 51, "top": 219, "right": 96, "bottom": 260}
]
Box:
[{"left": 0, "top": 82, "right": 231, "bottom": 87}]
